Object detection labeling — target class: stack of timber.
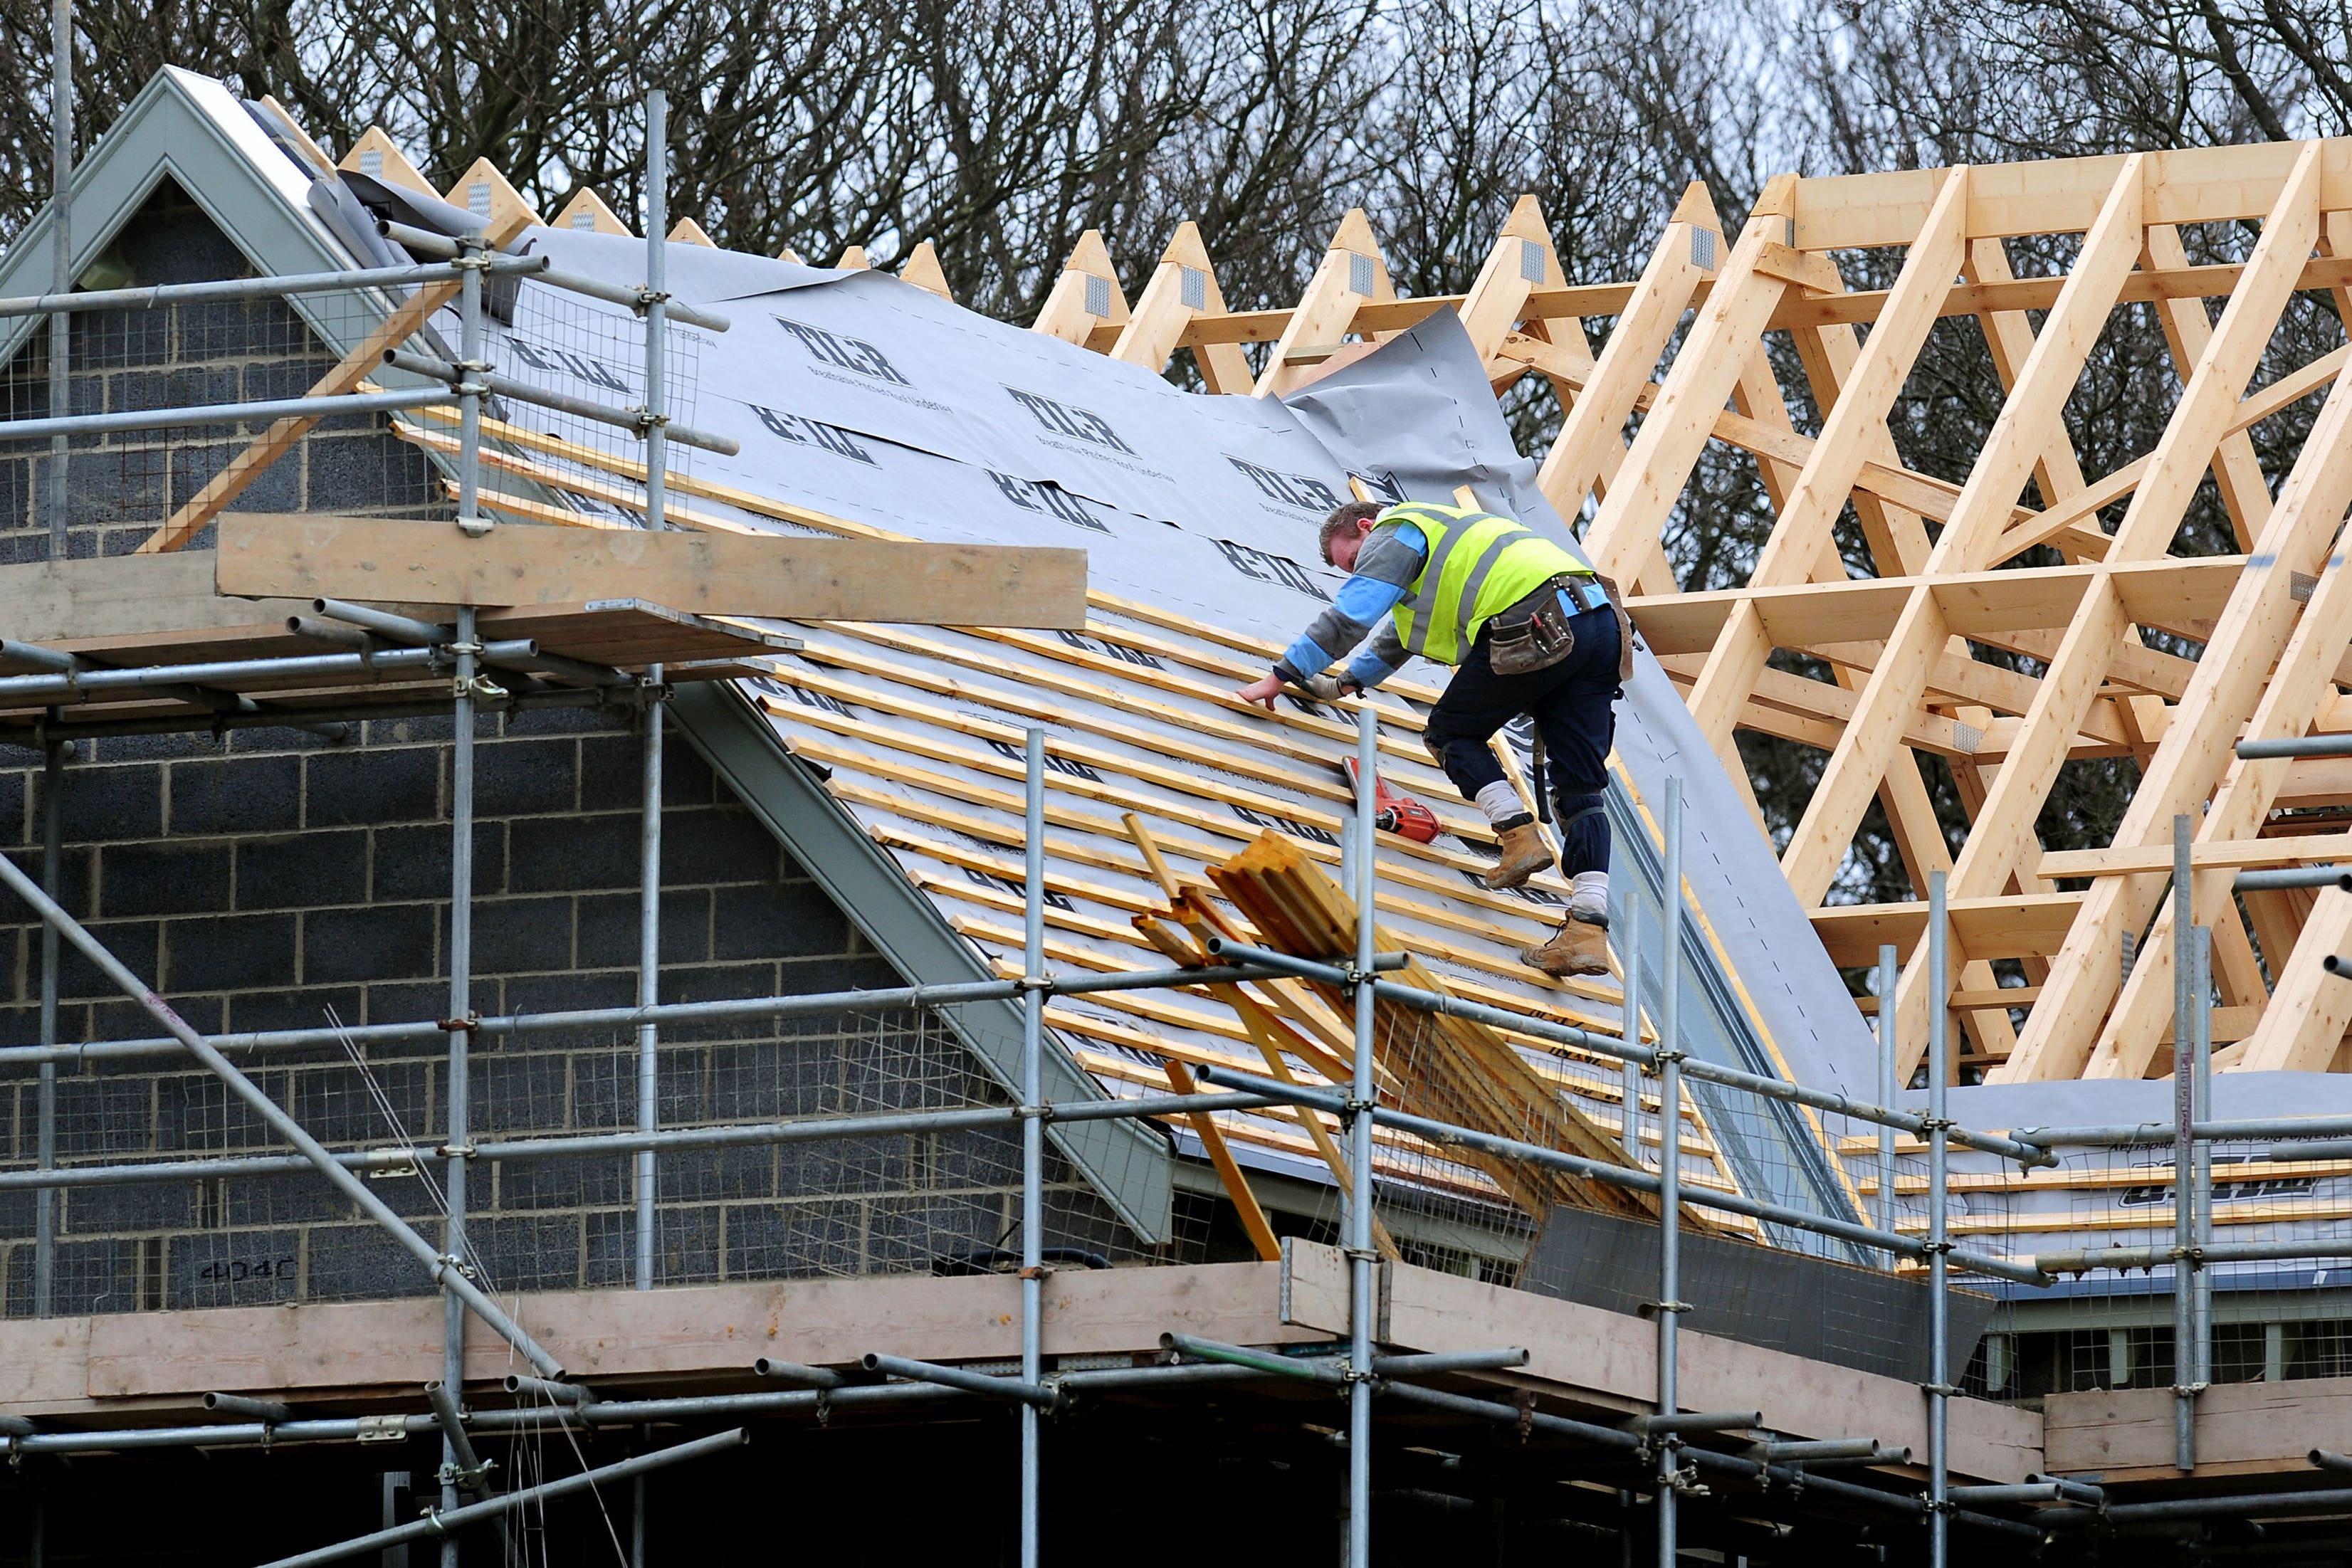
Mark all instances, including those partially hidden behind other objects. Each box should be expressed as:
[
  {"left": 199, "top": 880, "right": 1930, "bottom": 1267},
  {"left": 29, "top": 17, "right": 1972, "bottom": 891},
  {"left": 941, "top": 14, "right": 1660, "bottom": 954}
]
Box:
[{"left": 1207, "top": 828, "right": 1711, "bottom": 1232}]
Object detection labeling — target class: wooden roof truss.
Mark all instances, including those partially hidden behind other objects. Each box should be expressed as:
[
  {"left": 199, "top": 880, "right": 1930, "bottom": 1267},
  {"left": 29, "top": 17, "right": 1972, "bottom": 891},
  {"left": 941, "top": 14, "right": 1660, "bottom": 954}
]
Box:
[{"left": 337, "top": 123, "right": 2352, "bottom": 1097}]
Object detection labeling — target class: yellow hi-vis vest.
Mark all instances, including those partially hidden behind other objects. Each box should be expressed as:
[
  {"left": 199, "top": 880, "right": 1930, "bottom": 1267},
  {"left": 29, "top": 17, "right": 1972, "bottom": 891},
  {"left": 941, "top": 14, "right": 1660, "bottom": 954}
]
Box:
[{"left": 1382, "top": 503, "right": 1595, "bottom": 668}]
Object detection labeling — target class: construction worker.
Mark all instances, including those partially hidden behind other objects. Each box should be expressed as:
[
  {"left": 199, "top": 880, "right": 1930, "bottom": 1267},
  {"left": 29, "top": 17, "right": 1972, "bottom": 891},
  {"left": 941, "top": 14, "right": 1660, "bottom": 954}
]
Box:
[{"left": 1235, "top": 499, "right": 1632, "bottom": 977}]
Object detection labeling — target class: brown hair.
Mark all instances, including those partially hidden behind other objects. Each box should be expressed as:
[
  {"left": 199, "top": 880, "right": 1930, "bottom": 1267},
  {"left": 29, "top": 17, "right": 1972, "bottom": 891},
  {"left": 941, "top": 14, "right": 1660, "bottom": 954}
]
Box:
[{"left": 1317, "top": 500, "right": 1383, "bottom": 564}]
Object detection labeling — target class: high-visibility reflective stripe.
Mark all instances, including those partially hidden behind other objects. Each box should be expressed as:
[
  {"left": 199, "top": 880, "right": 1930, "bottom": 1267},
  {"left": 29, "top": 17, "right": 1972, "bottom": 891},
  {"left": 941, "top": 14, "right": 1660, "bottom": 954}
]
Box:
[{"left": 1381, "top": 502, "right": 1590, "bottom": 666}]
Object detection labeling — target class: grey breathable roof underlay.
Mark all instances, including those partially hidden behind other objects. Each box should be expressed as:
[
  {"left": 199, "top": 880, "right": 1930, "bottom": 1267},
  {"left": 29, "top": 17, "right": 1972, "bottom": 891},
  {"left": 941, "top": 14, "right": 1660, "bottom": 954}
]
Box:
[{"left": 434, "top": 226, "right": 1877, "bottom": 1230}]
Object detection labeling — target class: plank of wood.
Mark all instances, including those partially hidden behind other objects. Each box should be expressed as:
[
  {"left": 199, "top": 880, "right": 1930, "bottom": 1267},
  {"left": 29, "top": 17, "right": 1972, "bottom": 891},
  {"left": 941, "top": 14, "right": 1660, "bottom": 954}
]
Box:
[
  {"left": 61, "top": 1262, "right": 1316, "bottom": 1404},
  {"left": 1628, "top": 557, "right": 2242, "bottom": 656},
  {"left": 1971, "top": 144, "right": 2323, "bottom": 1083},
  {"left": 1810, "top": 893, "right": 2083, "bottom": 967},
  {"left": 2044, "top": 1378, "right": 2352, "bottom": 1480},
  {"left": 1279, "top": 1243, "right": 2043, "bottom": 1483},
  {"left": 1681, "top": 170, "right": 1971, "bottom": 756},
  {"left": 1031, "top": 229, "right": 1129, "bottom": 345},
  {"left": 1255, "top": 209, "right": 1395, "bottom": 397},
  {"left": 1778, "top": 156, "right": 2150, "bottom": 917},
  {"left": 0, "top": 549, "right": 313, "bottom": 643},
  {"left": 214, "top": 512, "right": 1088, "bottom": 628}
]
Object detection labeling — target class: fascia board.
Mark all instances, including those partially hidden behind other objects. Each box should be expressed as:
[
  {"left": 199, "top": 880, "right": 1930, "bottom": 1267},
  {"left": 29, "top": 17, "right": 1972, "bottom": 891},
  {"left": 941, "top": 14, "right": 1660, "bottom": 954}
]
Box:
[
  {"left": 0, "top": 68, "right": 367, "bottom": 369},
  {"left": 670, "top": 679, "right": 1177, "bottom": 1245}
]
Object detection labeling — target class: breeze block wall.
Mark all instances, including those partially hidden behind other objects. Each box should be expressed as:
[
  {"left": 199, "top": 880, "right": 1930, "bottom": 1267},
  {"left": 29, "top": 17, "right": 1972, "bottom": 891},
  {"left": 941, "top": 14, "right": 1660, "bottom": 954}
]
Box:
[
  {"left": 0, "top": 178, "right": 446, "bottom": 562},
  {"left": 0, "top": 706, "right": 1172, "bottom": 1317}
]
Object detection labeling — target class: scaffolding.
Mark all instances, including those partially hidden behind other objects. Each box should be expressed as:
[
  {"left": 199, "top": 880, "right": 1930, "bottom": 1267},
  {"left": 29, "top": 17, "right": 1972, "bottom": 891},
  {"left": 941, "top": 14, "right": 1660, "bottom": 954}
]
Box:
[{"left": 9, "top": 72, "right": 2352, "bottom": 1568}]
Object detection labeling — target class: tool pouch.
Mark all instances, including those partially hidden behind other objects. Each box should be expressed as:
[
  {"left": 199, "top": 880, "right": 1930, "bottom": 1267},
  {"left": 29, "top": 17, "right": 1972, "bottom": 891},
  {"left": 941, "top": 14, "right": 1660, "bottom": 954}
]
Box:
[
  {"left": 1487, "top": 581, "right": 1578, "bottom": 676},
  {"left": 1592, "top": 572, "right": 1634, "bottom": 682}
]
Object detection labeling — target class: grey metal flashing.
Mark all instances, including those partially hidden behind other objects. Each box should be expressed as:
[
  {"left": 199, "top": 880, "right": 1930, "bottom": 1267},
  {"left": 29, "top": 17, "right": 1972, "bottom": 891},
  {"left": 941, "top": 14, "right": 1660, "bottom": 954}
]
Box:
[{"left": 669, "top": 679, "right": 1177, "bottom": 1243}]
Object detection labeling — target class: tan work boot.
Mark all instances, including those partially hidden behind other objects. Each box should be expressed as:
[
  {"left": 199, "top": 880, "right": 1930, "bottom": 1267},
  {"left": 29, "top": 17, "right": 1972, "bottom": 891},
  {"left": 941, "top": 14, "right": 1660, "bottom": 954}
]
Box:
[
  {"left": 1521, "top": 914, "right": 1611, "bottom": 978},
  {"left": 1482, "top": 819, "right": 1553, "bottom": 890}
]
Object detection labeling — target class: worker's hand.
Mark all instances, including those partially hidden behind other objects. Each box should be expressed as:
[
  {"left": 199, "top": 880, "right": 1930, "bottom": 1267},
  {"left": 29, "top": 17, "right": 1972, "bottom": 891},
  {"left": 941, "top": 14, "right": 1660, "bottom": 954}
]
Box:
[
  {"left": 1235, "top": 672, "right": 1286, "bottom": 711},
  {"left": 1301, "top": 672, "right": 1357, "bottom": 703}
]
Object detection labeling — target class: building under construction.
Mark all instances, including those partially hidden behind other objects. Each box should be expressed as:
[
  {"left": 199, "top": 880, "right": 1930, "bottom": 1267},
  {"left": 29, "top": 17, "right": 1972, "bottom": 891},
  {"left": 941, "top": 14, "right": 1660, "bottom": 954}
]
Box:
[{"left": 8, "top": 63, "right": 2352, "bottom": 1567}]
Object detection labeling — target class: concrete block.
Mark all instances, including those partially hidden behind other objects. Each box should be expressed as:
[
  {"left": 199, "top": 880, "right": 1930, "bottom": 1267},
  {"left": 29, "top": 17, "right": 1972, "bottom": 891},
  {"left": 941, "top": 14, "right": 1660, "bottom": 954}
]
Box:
[
  {"left": 302, "top": 1222, "right": 435, "bottom": 1303},
  {"left": 495, "top": 1153, "right": 624, "bottom": 1212},
  {"left": 1, "top": 845, "right": 95, "bottom": 920},
  {"left": 471, "top": 1048, "right": 571, "bottom": 1137},
  {"left": 58, "top": 920, "right": 159, "bottom": 1001},
  {"left": 649, "top": 1203, "right": 722, "bottom": 1285},
  {"left": 61, "top": 1179, "right": 195, "bottom": 1235},
  {"left": 868, "top": 1194, "right": 1008, "bottom": 1273},
  {"left": 305, "top": 433, "right": 439, "bottom": 510},
  {"left": 657, "top": 1145, "right": 777, "bottom": 1204},
  {"left": 169, "top": 754, "right": 301, "bottom": 836},
  {"left": 235, "top": 829, "right": 368, "bottom": 910},
  {"left": 304, "top": 903, "right": 438, "bottom": 984},
  {"left": 708, "top": 1040, "right": 832, "bottom": 1122},
  {"left": 779, "top": 1134, "right": 913, "bottom": 1199},
  {"left": 50, "top": 1073, "right": 154, "bottom": 1158},
  {"left": 171, "top": 441, "right": 300, "bottom": 514},
  {"left": 659, "top": 807, "right": 783, "bottom": 887},
  {"left": 225, "top": 983, "right": 364, "bottom": 1036},
  {"left": 723, "top": 1199, "right": 859, "bottom": 1280},
  {"left": 154, "top": 1074, "right": 269, "bottom": 1153},
  {"left": 357, "top": 981, "right": 459, "bottom": 1050},
  {"left": 504, "top": 705, "right": 627, "bottom": 740},
  {"left": 162, "top": 911, "right": 296, "bottom": 992},
  {"left": 307, "top": 745, "right": 439, "bottom": 826},
  {"left": 469, "top": 895, "right": 575, "bottom": 976},
  {"left": 47, "top": 1236, "right": 143, "bottom": 1315},
  {"left": 222, "top": 1169, "right": 357, "bottom": 1229},
  {"left": 471, "top": 1211, "right": 584, "bottom": 1293},
  {"left": 100, "top": 841, "right": 233, "bottom": 917},
  {"left": 282, "top": 1056, "right": 431, "bottom": 1145},
  {"left": 500, "top": 969, "right": 633, "bottom": 1048},
  {"left": 58, "top": 764, "right": 163, "bottom": 842},
  {"left": 508, "top": 812, "right": 636, "bottom": 893},
  {"left": 109, "top": 364, "right": 238, "bottom": 414},
  {"left": 777, "top": 954, "right": 902, "bottom": 996},
  {"left": 582, "top": 1209, "right": 636, "bottom": 1288},
  {"left": 713, "top": 881, "right": 851, "bottom": 959},
  {"left": 169, "top": 1229, "right": 301, "bottom": 1309},
  {"left": 575, "top": 887, "right": 708, "bottom": 969},
  {"left": 373, "top": 821, "right": 504, "bottom": 901},
  {"left": 476, "top": 738, "right": 578, "bottom": 816}
]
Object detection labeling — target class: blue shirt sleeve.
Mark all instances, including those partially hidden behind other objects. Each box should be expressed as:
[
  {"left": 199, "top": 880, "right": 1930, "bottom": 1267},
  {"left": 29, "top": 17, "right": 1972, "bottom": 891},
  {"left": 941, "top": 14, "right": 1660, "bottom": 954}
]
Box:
[{"left": 1274, "top": 523, "right": 1425, "bottom": 685}]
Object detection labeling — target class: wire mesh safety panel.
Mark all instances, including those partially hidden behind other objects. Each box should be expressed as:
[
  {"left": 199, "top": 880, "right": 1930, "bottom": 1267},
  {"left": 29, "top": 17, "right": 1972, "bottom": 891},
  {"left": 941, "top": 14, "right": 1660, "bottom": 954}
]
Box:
[
  {"left": 0, "top": 285, "right": 451, "bottom": 559},
  {"left": 0, "top": 1006, "right": 1208, "bottom": 1317}
]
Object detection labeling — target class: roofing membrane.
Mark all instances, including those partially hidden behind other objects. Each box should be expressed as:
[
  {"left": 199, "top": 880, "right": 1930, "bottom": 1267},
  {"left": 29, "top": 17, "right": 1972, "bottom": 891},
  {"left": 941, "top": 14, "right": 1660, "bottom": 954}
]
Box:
[
  {"left": 28, "top": 62, "right": 2352, "bottom": 1303},
  {"left": 401, "top": 228, "right": 1879, "bottom": 1229}
]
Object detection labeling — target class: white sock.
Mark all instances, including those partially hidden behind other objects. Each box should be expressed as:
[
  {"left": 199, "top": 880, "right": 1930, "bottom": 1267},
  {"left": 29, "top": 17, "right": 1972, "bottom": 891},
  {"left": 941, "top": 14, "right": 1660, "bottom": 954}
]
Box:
[
  {"left": 1572, "top": 870, "right": 1609, "bottom": 921},
  {"left": 1475, "top": 780, "right": 1525, "bottom": 826}
]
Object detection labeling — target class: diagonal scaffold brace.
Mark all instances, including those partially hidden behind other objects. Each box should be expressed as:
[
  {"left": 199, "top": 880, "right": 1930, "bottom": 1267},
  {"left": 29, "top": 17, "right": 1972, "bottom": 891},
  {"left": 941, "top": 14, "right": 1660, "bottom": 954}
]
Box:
[{"left": 0, "top": 848, "right": 567, "bottom": 1379}]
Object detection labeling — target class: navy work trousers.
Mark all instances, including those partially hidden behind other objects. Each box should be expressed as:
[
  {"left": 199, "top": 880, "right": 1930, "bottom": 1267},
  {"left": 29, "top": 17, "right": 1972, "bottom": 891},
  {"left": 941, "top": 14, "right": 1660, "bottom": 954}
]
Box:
[{"left": 1421, "top": 604, "right": 1621, "bottom": 877}]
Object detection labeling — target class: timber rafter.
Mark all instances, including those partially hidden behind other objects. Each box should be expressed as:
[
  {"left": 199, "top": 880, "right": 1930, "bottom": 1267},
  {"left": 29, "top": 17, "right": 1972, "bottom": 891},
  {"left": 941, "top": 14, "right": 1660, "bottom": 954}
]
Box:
[{"left": 341, "top": 123, "right": 2352, "bottom": 1099}]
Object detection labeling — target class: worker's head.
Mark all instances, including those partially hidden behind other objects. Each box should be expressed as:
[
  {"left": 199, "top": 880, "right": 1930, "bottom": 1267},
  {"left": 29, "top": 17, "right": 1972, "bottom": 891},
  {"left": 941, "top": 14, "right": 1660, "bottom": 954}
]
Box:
[{"left": 1318, "top": 501, "right": 1383, "bottom": 572}]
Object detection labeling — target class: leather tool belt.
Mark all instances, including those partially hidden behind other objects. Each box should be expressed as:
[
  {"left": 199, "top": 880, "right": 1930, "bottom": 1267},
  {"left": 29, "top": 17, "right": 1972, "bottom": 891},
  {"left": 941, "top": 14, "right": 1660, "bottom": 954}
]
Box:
[{"left": 1486, "top": 574, "right": 1634, "bottom": 680}]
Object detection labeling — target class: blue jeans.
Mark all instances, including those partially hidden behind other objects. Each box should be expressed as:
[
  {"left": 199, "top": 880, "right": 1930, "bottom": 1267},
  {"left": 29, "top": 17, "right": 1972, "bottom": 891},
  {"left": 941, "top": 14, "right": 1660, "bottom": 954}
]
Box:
[{"left": 1422, "top": 605, "right": 1622, "bottom": 877}]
